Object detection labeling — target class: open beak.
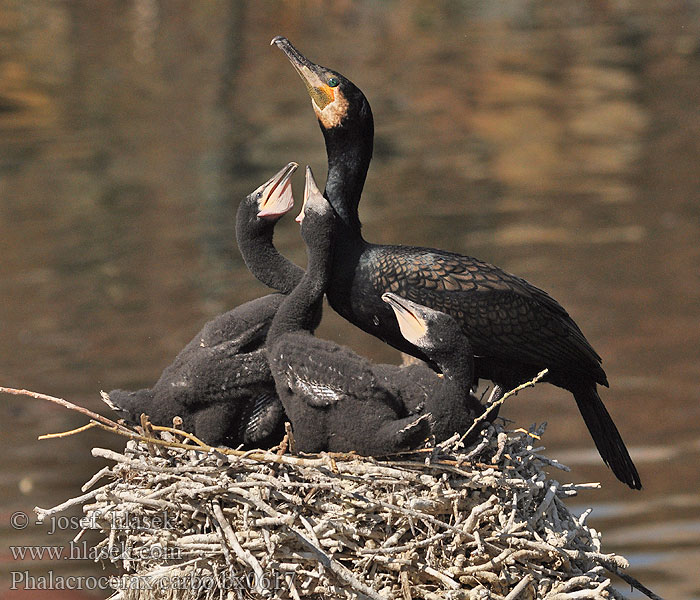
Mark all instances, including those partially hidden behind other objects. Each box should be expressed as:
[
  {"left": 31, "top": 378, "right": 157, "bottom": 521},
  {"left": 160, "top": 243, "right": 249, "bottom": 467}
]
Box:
[
  {"left": 256, "top": 162, "right": 298, "bottom": 219},
  {"left": 296, "top": 165, "right": 322, "bottom": 223},
  {"left": 382, "top": 293, "right": 429, "bottom": 345},
  {"left": 271, "top": 36, "right": 335, "bottom": 110}
]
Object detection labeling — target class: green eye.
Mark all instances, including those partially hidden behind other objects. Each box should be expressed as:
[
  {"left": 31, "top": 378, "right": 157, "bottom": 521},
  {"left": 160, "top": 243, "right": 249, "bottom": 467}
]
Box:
[{"left": 327, "top": 77, "right": 339, "bottom": 88}]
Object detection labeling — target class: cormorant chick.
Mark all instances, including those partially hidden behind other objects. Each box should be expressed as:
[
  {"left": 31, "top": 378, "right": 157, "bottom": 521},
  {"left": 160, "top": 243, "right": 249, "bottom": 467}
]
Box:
[
  {"left": 272, "top": 37, "right": 641, "bottom": 489},
  {"left": 105, "top": 163, "right": 305, "bottom": 448},
  {"left": 381, "top": 292, "right": 485, "bottom": 443},
  {"left": 266, "top": 168, "right": 483, "bottom": 455}
]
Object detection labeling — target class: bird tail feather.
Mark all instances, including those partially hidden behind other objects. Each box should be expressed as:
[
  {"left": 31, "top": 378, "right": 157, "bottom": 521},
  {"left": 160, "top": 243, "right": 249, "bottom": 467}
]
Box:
[
  {"left": 101, "top": 389, "right": 150, "bottom": 426},
  {"left": 100, "top": 390, "right": 122, "bottom": 412},
  {"left": 572, "top": 383, "right": 641, "bottom": 490}
]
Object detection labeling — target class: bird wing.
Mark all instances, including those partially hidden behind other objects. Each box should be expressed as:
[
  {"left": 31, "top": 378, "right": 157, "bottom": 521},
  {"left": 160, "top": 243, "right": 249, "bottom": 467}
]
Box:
[
  {"left": 372, "top": 245, "right": 604, "bottom": 379},
  {"left": 239, "top": 391, "right": 285, "bottom": 444},
  {"left": 270, "top": 334, "right": 392, "bottom": 408},
  {"left": 195, "top": 295, "right": 282, "bottom": 349},
  {"left": 286, "top": 371, "right": 345, "bottom": 407}
]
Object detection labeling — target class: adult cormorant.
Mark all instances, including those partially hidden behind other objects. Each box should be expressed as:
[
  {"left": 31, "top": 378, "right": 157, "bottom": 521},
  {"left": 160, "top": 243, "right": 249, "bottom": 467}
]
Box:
[
  {"left": 266, "top": 168, "right": 484, "bottom": 454},
  {"left": 271, "top": 37, "right": 641, "bottom": 489},
  {"left": 105, "top": 163, "right": 311, "bottom": 448}
]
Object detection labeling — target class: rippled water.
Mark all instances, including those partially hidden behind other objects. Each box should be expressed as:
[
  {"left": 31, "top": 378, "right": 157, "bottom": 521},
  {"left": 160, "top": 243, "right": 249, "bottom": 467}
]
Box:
[{"left": 1, "top": 2, "right": 699, "bottom": 598}]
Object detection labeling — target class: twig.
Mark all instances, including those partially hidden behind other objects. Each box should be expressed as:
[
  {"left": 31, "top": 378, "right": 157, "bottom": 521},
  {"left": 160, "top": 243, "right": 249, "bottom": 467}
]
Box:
[
  {"left": 212, "top": 501, "right": 267, "bottom": 595},
  {"left": 38, "top": 421, "right": 98, "bottom": 439},
  {"left": 34, "top": 486, "right": 108, "bottom": 523},
  {"left": 151, "top": 424, "right": 210, "bottom": 448},
  {"left": 0, "top": 386, "right": 134, "bottom": 435},
  {"left": 139, "top": 413, "right": 158, "bottom": 457},
  {"left": 459, "top": 369, "right": 549, "bottom": 445},
  {"left": 602, "top": 561, "right": 665, "bottom": 600},
  {"left": 80, "top": 465, "right": 111, "bottom": 492},
  {"left": 504, "top": 574, "right": 533, "bottom": 600}
]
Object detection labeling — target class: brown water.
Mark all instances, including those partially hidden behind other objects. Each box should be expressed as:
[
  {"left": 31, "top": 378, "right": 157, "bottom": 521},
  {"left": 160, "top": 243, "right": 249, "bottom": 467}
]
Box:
[{"left": 1, "top": 1, "right": 699, "bottom": 598}]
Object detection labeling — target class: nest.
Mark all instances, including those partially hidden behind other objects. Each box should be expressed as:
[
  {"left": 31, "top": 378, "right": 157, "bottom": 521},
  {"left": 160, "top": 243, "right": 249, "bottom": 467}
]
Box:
[
  {"left": 36, "top": 432, "right": 640, "bottom": 598},
  {"left": 6, "top": 378, "right": 656, "bottom": 600}
]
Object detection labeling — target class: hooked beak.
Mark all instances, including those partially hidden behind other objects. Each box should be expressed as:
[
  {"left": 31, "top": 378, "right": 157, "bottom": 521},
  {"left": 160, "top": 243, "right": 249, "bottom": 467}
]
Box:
[
  {"left": 382, "top": 293, "right": 429, "bottom": 345},
  {"left": 271, "top": 36, "right": 335, "bottom": 110},
  {"left": 256, "top": 162, "right": 298, "bottom": 219},
  {"left": 296, "top": 165, "right": 323, "bottom": 224}
]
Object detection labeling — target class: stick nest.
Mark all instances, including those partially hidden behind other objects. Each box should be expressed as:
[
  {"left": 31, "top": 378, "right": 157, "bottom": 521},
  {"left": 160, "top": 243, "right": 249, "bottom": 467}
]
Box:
[{"left": 38, "top": 417, "right": 637, "bottom": 600}]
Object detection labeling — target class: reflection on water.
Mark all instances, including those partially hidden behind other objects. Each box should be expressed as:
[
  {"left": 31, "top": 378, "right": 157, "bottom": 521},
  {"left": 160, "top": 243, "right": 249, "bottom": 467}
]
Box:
[{"left": 1, "top": 1, "right": 699, "bottom": 598}]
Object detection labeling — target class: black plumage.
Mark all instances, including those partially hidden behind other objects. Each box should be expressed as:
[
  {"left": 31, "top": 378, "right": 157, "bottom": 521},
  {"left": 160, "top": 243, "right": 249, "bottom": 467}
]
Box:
[
  {"left": 381, "top": 292, "right": 486, "bottom": 443},
  {"left": 266, "top": 168, "right": 484, "bottom": 455},
  {"left": 272, "top": 37, "right": 641, "bottom": 488},
  {"left": 105, "top": 163, "right": 309, "bottom": 448}
]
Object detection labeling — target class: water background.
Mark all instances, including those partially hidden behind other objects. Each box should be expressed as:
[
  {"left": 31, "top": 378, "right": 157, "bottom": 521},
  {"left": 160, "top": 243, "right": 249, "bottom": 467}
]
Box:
[{"left": 1, "top": 2, "right": 699, "bottom": 598}]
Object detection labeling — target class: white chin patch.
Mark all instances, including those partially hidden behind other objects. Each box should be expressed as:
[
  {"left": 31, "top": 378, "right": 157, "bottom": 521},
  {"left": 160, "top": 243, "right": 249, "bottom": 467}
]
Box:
[{"left": 314, "top": 93, "right": 349, "bottom": 129}]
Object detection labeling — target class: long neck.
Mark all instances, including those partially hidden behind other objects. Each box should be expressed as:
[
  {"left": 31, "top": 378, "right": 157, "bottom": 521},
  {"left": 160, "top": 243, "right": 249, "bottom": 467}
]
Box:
[
  {"left": 440, "top": 353, "right": 474, "bottom": 394},
  {"left": 235, "top": 204, "right": 304, "bottom": 294},
  {"left": 321, "top": 117, "right": 373, "bottom": 235},
  {"left": 429, "top": 341, "right": 475, "bottom": 396},
  {"left": 267, "top": 222, "right": 333, "bottom": 342}
]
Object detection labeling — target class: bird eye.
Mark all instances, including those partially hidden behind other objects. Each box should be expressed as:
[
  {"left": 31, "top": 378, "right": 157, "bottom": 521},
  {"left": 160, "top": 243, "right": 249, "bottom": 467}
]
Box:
[{"left": 327, "top": 77, "right": 339, "bottom": 88}]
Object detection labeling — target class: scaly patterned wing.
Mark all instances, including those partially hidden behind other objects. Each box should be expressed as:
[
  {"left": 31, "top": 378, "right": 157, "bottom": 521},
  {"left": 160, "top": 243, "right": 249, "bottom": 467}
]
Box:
[
  {"left": 371, "top": 244, "right": 605, "bottom": 381},
  {"left": 270, "top": 334, "right": 388, "bottom": 408}
]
